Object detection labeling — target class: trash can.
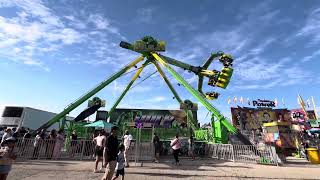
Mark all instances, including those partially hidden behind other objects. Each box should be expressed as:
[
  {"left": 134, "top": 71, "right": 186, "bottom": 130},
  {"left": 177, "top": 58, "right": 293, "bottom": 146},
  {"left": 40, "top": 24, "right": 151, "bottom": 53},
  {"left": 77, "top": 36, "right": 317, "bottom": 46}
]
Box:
[{"left": 307, "top": 148, "right": 320, "bottom": 164}]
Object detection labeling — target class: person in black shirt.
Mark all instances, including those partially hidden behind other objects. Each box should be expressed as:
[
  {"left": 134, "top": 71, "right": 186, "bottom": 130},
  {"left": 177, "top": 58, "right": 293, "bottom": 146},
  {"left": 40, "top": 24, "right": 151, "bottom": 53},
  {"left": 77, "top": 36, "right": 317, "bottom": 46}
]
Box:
[
  {"left": 21, "top": 130, "right": 31, "bottom": 156},
  {"left": 102, "top": 126, "right": 119, "bottom": 180},
  {"left": 152, "top": 133, "right": 160, "bottom": 163},
  {"left": 70, "top": 130, "right": 78, "bottom": 157}
]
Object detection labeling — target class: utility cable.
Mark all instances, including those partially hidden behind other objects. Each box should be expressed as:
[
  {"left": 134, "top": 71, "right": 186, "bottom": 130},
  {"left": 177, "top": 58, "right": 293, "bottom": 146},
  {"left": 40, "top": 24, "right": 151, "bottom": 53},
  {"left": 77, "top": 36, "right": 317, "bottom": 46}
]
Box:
[
  {"left": 130, "top": 70, "right": 158, "bottom": 90},
  {"left": 120, "top": 62, "right": 152, "bottom": 77}
]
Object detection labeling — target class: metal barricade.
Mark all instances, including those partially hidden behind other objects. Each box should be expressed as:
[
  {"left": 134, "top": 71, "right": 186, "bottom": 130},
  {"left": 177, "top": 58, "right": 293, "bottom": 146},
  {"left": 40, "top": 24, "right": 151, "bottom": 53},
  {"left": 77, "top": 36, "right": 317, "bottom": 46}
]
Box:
[
  {"left": 15, "top": 138, "right": 277, "bottom": 166},
  {"left": 210, "top": 144, "right": 234, "bottom": 161},
  {"left": 16, "top": 138, "right": 96, "bottom": 161},
  {"left": 207, "top": 143, "right": 278, "bottom": 166}
]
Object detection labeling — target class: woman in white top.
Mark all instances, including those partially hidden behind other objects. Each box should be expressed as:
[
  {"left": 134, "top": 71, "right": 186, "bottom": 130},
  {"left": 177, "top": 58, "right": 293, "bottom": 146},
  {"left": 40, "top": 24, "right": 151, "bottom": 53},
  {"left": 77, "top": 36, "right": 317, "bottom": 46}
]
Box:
[
  {"left": 170, "top": 134, "right": 181, "bottom": 166},
  {"left": 122, "top": 130, "right": 132, "bottom": 168},
  {"left": 93, "top": 130, "right": 106, "bottom": 173}
]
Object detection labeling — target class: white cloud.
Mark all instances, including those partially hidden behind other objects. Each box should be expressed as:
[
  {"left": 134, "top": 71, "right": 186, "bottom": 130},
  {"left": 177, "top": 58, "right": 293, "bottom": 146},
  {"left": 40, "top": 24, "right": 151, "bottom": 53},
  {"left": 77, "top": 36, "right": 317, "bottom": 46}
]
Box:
[
  {"left": 0, "top": 0, "right": 85, "bottom": 70},
  {"left": 88, "top": 14, "right": 110, "bottom": 30},
  {"left": 296, "top": 8, "right": 320, "bottom": 44},
  {"left": 232, "top": 60, "right": 311, "bottom": 90},
  {"left": 136, "top": 8, "right": 154, "bottom": 23},
  {"left": 301, "top": 49, "right": 320, "bottom": 62},
  {"left": 153, "top": 96, "right": 166, "bottom": 102},
  {"left": 0, "top": 1, "right": 126, "bottom": 71},
  {"left": 186, "top": 75, "right": 198, "bottom": 84}
]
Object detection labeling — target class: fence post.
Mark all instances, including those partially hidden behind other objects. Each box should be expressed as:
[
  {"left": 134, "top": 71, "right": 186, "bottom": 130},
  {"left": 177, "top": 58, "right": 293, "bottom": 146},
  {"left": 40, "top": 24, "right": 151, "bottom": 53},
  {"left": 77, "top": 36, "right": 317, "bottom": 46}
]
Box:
[
  {"left": 80, "top": 140, "right": 85, "bottom": 161},
  {"left": 270, "top": 146, "right": 279, "bottom": 166},
  {"left": 231, "top": 145, "right": 235, "bottom": 162}
]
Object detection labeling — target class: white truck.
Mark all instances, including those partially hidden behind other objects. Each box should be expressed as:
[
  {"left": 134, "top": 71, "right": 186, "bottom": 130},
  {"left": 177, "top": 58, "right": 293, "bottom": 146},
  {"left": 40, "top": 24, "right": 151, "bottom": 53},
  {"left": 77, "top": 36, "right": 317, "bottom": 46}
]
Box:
[{"left": 0, "top": 106, "right": 60, "bottom": 131}]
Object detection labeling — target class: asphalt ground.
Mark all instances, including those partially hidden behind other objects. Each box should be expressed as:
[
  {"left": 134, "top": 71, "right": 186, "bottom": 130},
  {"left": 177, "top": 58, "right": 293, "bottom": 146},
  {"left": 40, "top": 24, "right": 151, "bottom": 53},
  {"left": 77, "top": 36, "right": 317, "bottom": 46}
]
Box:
[{"left": 8, "top": 158, "right": 320, "bottom": 180}]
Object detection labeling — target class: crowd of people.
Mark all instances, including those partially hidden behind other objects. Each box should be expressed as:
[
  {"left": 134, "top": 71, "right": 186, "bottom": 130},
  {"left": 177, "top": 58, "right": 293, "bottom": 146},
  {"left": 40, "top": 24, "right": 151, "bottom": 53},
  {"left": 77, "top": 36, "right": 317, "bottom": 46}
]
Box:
[
  {"left": 92, "top": 127, "right": 133, "bottom": 180},
  {"left": 91, "top": 126, "right": 124, "bottom": 180},
  {"left": 0, "top": 126, "right": 197, "bottom": 180},
  {"left": 91, "top": 128, "right": 196, "bottom": 180}
]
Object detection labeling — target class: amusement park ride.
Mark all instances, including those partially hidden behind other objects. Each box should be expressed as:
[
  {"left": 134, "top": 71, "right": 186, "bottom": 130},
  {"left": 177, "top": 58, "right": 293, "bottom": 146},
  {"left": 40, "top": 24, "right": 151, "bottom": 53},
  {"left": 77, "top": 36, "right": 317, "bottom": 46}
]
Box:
[{"left": 32, "top": 36, "right": 251, "bottom": 144}]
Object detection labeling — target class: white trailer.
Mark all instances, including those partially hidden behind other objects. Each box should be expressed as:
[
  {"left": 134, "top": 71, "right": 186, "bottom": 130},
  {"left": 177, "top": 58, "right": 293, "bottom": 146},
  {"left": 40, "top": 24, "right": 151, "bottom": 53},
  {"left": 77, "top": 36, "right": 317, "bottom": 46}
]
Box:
[{"left": 0, "top": 106, "right": 61, "bottom": 131}]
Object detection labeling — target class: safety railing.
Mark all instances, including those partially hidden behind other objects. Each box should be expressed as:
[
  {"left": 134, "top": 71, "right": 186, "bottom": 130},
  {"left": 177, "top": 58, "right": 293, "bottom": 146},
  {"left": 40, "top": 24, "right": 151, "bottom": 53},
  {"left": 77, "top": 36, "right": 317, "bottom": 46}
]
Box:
[
  {"left": 15, "top": 138, "right": 97, "bottom": 160},
  {"left": 15, "top": 138, "right": 278, "bottom": 166},
  {"left": 209, "top": 144, "right": 234, "bottom": 161},
  {"left": 207, "top": 143, "right": 278, "bottom": 166},
  {"left": 15, "top": 138, "right": 153, "bottom": 161}
]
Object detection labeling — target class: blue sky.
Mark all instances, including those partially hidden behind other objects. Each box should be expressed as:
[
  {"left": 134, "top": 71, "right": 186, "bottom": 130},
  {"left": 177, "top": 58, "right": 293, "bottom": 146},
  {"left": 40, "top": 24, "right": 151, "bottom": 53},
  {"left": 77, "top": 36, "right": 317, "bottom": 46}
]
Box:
[{"left": 0, "top": 0, "right": 320, "bottom": 124}]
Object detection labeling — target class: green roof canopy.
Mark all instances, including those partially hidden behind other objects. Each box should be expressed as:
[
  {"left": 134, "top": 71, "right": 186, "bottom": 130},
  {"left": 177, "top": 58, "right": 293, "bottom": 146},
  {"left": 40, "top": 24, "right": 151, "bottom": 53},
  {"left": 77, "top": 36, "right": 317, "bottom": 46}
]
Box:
[{"left": 84, "top": 120, "right": 114, "bottom": 129}]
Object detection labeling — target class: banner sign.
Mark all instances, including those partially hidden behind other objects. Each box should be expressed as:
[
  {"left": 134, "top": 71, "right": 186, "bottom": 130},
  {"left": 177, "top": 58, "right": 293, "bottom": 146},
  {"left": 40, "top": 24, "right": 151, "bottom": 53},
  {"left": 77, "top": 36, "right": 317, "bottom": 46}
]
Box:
[
  {"left": 110, "top": 108, "right": 198, "bottom": 128},
  {"left": 252, "top": 99, "right": 276, "bottom": 108},
  {"left": 231, "top": 107, "right": 291, "bottom": 131}
]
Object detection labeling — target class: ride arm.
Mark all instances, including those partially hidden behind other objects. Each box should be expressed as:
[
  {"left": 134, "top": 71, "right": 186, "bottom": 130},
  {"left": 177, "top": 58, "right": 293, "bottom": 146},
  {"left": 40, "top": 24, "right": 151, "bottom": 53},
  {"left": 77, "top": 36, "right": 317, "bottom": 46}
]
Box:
[
  {"left": 152, "top": 52, "right": 237, "bottom": 141},
  {"left": 197, "top": 76, "right": 204, "bottom": 96},
  {"left": 153, "top": 61, "right": 197, "bottom": 130},
  {"left": 32, "top": 56, "right": 145, "bottom": 135},
  {"left": 202, "top": 52, "right": 224, "bottom": 70},
  {"left": 152, "top": 53, "right": 222, "bottom": 117},
  {"left": 158, "top": 55, "right": 201, "bottom": 74},
  {"left": 107, "top": 60, "right": 150, "bottom": 118}
]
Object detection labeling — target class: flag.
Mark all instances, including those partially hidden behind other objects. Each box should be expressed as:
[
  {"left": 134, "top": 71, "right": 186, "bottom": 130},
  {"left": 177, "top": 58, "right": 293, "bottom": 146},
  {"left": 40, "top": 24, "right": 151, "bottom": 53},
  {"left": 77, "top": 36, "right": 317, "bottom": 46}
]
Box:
[
  {"left": 306, "top": 98, "right": 311, "bottom": 108},
  {"left": 274, "top": 98, "right": 278, "bottom": 107},
  {"left": 282, "top": 98, "right": 286, "bottom": 107},
  {"left": 297, "top": 94, "right": 307, "bottom": 114},
  {"left": 239, "top": 96, "right": 244, "bottom": 104},
  {"left": 311, "top": 96, "right": 319, "bottom": 119},
  {"left": 227, "top": 97, "right": 231, "bottom": 105},
  {"left": 233, "top": 96, "right": 237, "bottom": 103}
]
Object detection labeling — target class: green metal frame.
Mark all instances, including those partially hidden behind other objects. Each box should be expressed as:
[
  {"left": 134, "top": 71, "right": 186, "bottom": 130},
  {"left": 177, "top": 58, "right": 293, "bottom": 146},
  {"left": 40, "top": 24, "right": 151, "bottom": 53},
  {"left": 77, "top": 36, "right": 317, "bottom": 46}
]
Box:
[
  {"left": 153, "top": 61, "right": 197, "bottom": 131},
  {"left": 32, "top": 56, "right": 145, "bottom": 135},
  {"left": 107, "top": 60, "right": 149, "bottom": 118},
  {"left": 151, "top": 52, "right": 236, "bottom": 143},
  {"left": 32, "top": 36, "right": 239, "bottom": 144}
]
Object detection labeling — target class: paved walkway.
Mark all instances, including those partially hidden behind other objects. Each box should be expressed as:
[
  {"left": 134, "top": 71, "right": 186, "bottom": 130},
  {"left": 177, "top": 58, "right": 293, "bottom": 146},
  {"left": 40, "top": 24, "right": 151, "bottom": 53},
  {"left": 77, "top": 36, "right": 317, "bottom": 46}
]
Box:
[{"left": 8, "top": 158, "right": 320, "bottom": 180}]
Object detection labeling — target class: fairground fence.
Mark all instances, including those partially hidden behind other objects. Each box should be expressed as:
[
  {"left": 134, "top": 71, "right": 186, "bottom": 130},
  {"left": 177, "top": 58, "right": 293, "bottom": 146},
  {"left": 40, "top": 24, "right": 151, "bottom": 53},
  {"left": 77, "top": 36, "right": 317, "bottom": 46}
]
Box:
[
  {"left": 15, "top": 138, "right": 278, "bottom": 166},
  {"left": 207, "top": 144, "right": 278, "bottom": 166}
]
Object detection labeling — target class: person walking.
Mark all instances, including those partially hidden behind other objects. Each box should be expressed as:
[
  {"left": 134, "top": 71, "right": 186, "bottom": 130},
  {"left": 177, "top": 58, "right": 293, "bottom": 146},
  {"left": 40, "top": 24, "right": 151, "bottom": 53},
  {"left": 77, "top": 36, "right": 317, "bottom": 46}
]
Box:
[
  {"left": 70, "top": 130, "right": 78, "bottom": 158},
  {"left": 21, "top": 130, "right": 31, "bottom": 156},
  {"left": 188, "top": 136, "right": 195, "bottom": 160},
  {"left": 1, "top": 129, "right": 12, "bottom": 143},
  {"left": 170, "top": 134, "right": 181, "bottom": 166},
  {"left": 33, "top": 131, "right": 44, "bottom": 159},
  {"left": 152, "top": 133, "right": 160, "bottom": 163},
  {"left": 52, "top": 129, "right": 64, "bottom": 160},
  {"left": 93, "top": 130, "right": 106, "bottom": 173},
  {"left": 0, "top": 128, "right": 4, "bottom": 141},
  {"left": 103, "top": 132, "right": 110, "bottom": 168},
  {"left": 0, "top": 137, "right": 17, "bottom": 180},
  {"left": 122, "top": 130, "right": 132, "bottom": 168},
  {"left": 46, "top": 129, "right": 57, "bottom": 159},
  {"left": 102, "top": 126, "right": 119, "bottom": 180},
  {"left": 112, "top": 144, "right": 125, "bottom": 180}
]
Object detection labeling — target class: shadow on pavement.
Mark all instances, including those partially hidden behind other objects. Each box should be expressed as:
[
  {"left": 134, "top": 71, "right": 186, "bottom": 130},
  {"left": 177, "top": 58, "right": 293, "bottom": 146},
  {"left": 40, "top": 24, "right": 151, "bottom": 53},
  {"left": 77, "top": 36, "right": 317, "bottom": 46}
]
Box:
[
  {"left": 126, "top": 172, "right": 313, "bottom": 180},
  {"left": 148, "top": 157, "right": 253, "bottom": 170},
  {"left": 15, "top": 160, "right": 79, "bottom": 166}
]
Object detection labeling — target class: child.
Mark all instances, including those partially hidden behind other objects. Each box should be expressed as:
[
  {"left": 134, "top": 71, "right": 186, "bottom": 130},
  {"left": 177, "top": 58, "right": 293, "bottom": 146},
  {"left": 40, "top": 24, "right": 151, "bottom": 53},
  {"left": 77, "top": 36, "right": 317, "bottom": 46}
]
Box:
[
  {"left": 0, "top": 137, "right": 17, "bottom": 180},
  {"left": 112, "top": 144, "right": 125, "bottom": 180}
]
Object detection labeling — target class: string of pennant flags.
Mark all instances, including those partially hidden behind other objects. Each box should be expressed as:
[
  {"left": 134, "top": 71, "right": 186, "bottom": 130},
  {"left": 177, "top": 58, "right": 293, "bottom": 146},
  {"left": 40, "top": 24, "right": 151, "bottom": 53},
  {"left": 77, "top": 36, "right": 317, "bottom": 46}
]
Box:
[
  {"left": 227, "top": 96, "right": 286, "bottom": 107},
  {"left": 227, "top": 96, "right": 314, "bottom": 108},
  {"left": 227, "top": 95, "right": 319, "bottom": 119}
]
